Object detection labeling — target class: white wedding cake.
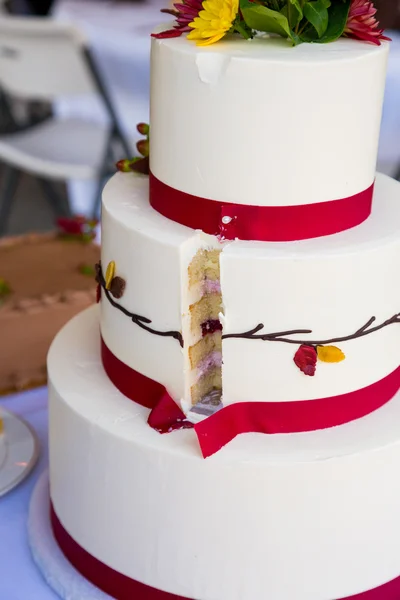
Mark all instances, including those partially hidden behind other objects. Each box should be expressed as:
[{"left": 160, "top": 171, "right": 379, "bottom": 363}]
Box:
[{"left": 46, "top": 4, "right": 400, "bottom": 599}]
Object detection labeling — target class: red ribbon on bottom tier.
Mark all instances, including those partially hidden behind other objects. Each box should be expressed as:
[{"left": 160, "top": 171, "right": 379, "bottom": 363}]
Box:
[
  {"left": 101, "top": 338, "right": 400, "bottom": 459},
  {"left": 51, "top": 503, "right": 400, "bottom": 600}
]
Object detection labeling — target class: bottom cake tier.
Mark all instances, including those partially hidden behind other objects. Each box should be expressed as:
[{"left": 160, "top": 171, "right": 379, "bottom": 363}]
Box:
[{"left": 48, "top": 306, "right": 400, "bottom": 600}]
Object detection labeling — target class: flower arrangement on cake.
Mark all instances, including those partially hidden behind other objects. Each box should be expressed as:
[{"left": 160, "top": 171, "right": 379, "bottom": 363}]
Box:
[{"left": 153, "top": 0, "right": 389, "bottom": 46}]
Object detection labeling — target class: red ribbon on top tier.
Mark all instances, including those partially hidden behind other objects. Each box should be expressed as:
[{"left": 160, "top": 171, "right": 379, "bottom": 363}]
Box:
[
  {"left": 52, "top": 486, "right": 400, "bottom": 600},
  {"left": 149, "top": 172, "right": 374, "bottom": 242},
  {"left": 101, "top": 338, "right": 400, "bottom": 459}
]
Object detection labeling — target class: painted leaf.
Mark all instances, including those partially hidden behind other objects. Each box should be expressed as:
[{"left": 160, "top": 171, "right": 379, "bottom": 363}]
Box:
[
  {"left": 317, "top": 345, "right": 345, "bottom": 363},
  {"left": 109, "top": 276, "right": 126, "bottom": 299},
  {"left": 294, "top": 345, "right": 317, "bottom": 377},
  {"left": 96, "top": 283, "right": 101, "bottom": 304},
  {"left": 105, "top": 261, "right": 116, "bottom": 290}
]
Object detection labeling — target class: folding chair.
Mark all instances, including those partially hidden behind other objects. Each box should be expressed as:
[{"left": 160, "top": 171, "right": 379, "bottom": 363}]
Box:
[{"left": 0, "top": 16, "right": 132, "bottom": 234}]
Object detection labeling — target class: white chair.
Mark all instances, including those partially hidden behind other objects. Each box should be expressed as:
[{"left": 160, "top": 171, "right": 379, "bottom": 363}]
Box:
[{"left": 0, "top": 16, "right": 132, "bottom": 234}]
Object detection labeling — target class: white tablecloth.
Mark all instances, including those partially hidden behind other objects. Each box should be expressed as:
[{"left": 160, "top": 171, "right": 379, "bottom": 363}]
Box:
[
  {"left": 52, "top": 0, "right": 400, "bottom": 214},
  {"left": 0, "top": 387, "right": 58, "bottom": 600}
]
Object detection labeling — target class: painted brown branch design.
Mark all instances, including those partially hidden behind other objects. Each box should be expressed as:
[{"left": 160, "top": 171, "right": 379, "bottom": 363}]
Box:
[
  {"left": 96, "top": 260, "right": 399, "bottom": 351},
  {"left": 222, "top": 314, "right": 400, "bottom": 346},
  {"left": 96, "top": 263, "right": 183, "bottom": 347}
]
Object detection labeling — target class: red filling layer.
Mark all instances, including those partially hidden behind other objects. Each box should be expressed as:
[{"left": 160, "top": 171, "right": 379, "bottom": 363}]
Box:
[{"left": 201, "top": 320, "right": 222, "bottom": 337}]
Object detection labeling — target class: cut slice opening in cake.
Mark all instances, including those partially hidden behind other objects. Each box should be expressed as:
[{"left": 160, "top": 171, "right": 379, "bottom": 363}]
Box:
[{"left": 184, "top": 246, "right": 223, "bottom": 414}]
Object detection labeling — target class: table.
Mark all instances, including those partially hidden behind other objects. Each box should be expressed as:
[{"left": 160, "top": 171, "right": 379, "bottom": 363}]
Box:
[{"left": 0, "top": 387, "right": 58, "bottom": 600}]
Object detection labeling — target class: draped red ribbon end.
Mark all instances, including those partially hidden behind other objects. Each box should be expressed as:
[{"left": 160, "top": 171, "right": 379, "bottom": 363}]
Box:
[
  {"left": 194, "top": 366, "right": 400, "bottom": 458},
  {"left": 148, "top": 393, "right": 194, "bottom": 433},
  {"left": 101, "top": 339, "right": 400, "bottom": 459}
]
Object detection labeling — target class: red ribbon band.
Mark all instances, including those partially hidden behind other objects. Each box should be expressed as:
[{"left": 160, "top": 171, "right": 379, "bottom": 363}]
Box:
[
  {"left": 149, "top": 173, "right": 374, "bottom": 242},
  {"left": 101, "top": 338, "right": 400, "bottom": 458},
  {"left": 51, "top": 502, "right": 400, "bottom": 600}
]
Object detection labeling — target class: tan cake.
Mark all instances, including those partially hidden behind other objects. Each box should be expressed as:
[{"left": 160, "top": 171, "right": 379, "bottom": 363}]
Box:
[{"left": 0, "top": 228, "right": 99, "bottom": 394}]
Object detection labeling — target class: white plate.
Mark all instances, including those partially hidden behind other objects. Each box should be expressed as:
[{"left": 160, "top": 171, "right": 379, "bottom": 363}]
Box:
[{"left": 0, "top": 408, "right": 40, "bottom": 497}]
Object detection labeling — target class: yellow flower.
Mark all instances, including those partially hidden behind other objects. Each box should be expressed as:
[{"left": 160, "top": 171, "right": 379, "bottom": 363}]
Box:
[{"left": 187, "top": 0, "right": 238, "bottom": 46}]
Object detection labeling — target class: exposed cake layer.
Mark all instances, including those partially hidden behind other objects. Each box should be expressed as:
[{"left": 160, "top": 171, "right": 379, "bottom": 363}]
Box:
[
  {"left": 49, "top": 306, "right": 400, "bottom": 600},
  {"left": 151, "top": 35, "right": 388, "bottom": 208},
  {"left": 187, "top": 248, "right": 223, "bottom": 405},
  {"left": 101, "top": 172, "right": 400, "bottom": 411}
]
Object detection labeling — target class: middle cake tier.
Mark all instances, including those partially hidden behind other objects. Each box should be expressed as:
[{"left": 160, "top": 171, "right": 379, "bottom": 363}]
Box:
[{"left": 100, "top": 171, "right": 400, "bottom": 416}]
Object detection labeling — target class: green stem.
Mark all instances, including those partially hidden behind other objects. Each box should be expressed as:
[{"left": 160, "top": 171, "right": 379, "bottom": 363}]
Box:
[
  {"left": 297, "top": 20, "right": 307, "bottom": 36},
  {"left": 234, "top": 20, "right": 252, "bottom": 39}
]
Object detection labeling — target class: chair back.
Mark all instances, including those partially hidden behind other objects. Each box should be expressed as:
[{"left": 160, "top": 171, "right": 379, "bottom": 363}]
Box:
[{"left": 0, "top": 16, "right": 97, "bottom": 99}]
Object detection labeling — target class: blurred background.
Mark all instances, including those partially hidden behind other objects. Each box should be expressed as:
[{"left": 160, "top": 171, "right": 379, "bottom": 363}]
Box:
[{"left": 0, "top": 0, "right": 399, "bottom": 236}]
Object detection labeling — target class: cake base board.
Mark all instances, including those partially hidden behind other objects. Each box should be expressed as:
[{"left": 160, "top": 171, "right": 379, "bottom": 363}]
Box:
[{"left": 28, "top": 470, "right": 112, "bottom": 600}]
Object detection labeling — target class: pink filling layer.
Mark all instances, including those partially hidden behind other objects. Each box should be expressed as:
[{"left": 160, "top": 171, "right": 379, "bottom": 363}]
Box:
[
  {"left": 198, "top": 351, "right": 222, "bottom": 376},
  {"left": 203, "top": 279, "right": 221, "bottom": 294}
]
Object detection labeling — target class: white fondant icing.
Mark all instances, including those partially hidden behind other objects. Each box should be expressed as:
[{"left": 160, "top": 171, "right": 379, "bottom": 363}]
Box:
[
  {"left": 49, "top": 307, "right": 400, "bottom": 600},
  {"left": 150, "top": 35, "right": 388, "bottom": 206},
  {"left": 100, "top": 171, "right": 400, "bottom": 408}
]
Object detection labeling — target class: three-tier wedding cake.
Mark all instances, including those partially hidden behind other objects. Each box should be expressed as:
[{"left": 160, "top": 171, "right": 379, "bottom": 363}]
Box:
[{"left": 46, "top": 2, "right": 400, "bottom": 598}]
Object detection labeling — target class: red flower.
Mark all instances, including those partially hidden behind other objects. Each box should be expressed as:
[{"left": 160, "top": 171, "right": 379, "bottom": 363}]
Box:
[
  {"left": 151, "top": 0, "right": 203, "bottom": 39},
  {"left": 57, "top": 216, "right": 86, "bottom": 235},
  {"left": 344, "top": 0, "right": 391, "bottom": 45},
  {"left": 294, "top": 345, "right": 317, "bottom": 377},
  {"left": 57, "top": 215, "right": 98, "bottom": 240}
]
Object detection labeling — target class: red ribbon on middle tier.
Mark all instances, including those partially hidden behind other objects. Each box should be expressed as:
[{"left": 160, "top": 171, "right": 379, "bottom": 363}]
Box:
[
  {"left": 101, "top": 338, "right": 400, "bottom": 458},
  {"left": 149, "top": 172, "right": 374, "bottom": 242}
]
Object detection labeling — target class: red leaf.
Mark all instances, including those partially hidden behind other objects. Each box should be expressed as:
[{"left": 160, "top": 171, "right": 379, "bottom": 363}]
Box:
[
  {"left": 96, "top": 283, "right": 101, "bottom": 304},
  {"left": 151, "top": 29, "right": 183, "bottom": 39},
  {"left": 148, "top": 393, "right": 194, "bottom": 433},
  {"left": 294, "top": 345, "right": 317, "bottom": 377}
]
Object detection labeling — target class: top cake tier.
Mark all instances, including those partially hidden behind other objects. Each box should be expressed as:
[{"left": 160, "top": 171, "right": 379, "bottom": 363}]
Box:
[{"left": 150, "top": 34, "right": 388, "bottom": 209}]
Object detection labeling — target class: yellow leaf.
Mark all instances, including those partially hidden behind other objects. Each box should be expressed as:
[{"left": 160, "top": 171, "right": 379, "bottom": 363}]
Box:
[
  {"left": 105, "top": 261, "right": 116, "bottom": 290},
  {"left": 317, "top": 345, "right": 345, "bottom": 363}
]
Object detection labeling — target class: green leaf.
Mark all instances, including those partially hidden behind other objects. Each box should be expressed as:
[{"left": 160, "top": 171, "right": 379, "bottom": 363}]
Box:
[
  {"left": 240, "top": 0, "right": 293, "bottom": 40},
  {"left": 302, "top": 0, "right": 351, "bottom": 43},
  {"left": 281, "top": 0, "right": 303, "bottom": 29},
  {"left": 303, "top": 0, "right": 330, "bottom": 38}
]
